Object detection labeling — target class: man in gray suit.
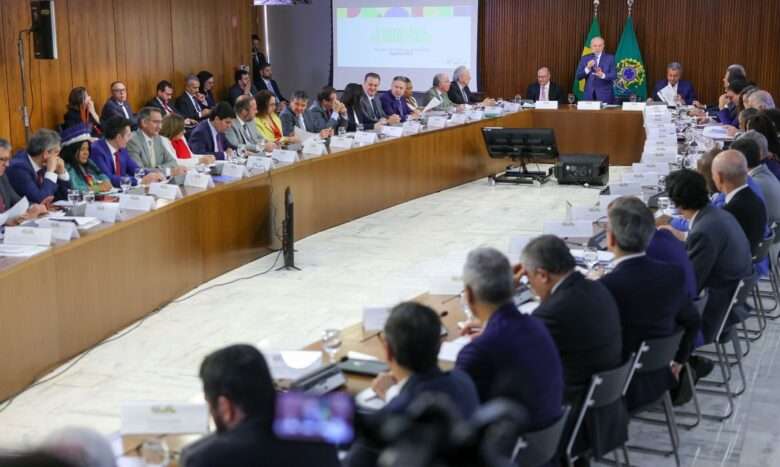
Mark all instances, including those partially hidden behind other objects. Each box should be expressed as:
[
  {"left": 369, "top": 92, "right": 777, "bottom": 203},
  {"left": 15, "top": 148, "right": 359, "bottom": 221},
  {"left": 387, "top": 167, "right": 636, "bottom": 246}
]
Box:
[
  {"left": 359, "top": 73, "right": 400, "bottom": 126},
  {"left": 226, "top": 95, "right": 273, "bottom": 154},
  {"left": 735, "top": 132, "right": 780, "bottom": 226},
  {"left": 127, "top": 107, "right": 185, "bottom": 175},
  {"left": 280, "top": 91, "right": 313, "bottom": 137},
  {"left": 306, "top": 87, "right": 348, "bottom": 135},
  {"left": 424, "top": 73, "right": 458, "bottom": 112}
]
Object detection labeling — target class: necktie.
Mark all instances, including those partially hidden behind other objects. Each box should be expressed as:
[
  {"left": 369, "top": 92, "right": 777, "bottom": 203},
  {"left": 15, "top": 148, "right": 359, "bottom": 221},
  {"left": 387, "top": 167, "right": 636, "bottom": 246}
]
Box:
[
  {"left": 147, "top": 139, "right": 157, "bottom": 167},
  {"left": 216, "top": 134, "right": 224, "bottom": 153},
  {"left": 191, "top": 94, "right": 202, "bottom": 113},
  {"left": 242, "top": 123, "right": 252, "bottom": 144},
  {"left": 0, "top": 193, "right": 5, "bottom": 213},
  {"left": 541, "top": 85, "right": 547, "bottom": 101},
  {"left": 36, "top": 168, "right": 46, "bottom": 186},
  {"left": 121, "top": 103, "right": 129, "bottom": 119},
  {"left": 370, "top": 98, "right": 380, "bottom": 119},
  {"left": 163, "top": 101, "right": 172, "bottom": 115},
  {"left": 114, "top": 151, "right": 122, "bottom": 176},
  {"left": 298, "top": 114, "right": 306, "bottom": 131},
  {"left": 461, "top": 86, "right": 468, "bottom": 103}
]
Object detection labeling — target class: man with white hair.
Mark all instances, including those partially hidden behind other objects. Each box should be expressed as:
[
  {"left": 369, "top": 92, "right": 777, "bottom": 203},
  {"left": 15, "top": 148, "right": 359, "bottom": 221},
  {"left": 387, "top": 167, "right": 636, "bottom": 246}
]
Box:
[
  {"left": 651, "top": 62, "right": 699, "bottom": 105},
  {"left": 447, "top": 66, "right": 496, "bottom": 106},
  {"left": 746, "top": 90, "right": 776, "bottom": 111},
  {"left": 574, "top": 36, "right": 616, "bottom": 103},
  {"left": 43, "top": 427, "right": 117, "bottom": 467},
  {"left": 423, "top": 72, "right": 458, "bottom": 112}
]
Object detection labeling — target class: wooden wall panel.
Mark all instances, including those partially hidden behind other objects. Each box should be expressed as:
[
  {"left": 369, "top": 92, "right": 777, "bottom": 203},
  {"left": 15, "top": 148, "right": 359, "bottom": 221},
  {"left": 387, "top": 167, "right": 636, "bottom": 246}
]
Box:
[
  {"left": 480, "top": 0, "right": 780, "bottom": 105},
  {"left": 0, "top": 5, "right": 11, "bottom": 141}
]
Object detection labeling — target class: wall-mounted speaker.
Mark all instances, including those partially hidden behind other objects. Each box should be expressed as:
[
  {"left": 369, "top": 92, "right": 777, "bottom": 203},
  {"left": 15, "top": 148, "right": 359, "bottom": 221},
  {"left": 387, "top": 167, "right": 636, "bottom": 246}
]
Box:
[{"left": 31, "top": 1, "right": 58, "bottom": 60}]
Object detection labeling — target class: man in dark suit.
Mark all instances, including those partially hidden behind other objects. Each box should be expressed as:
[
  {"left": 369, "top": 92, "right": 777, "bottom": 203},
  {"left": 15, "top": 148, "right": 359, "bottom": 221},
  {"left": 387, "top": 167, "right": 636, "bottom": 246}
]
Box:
[
  {"left": 189, "top": 102, "right": 237, "bottom": 161},
  {"left": 360, "top": 73, "right": 399, "bottom": 126},
  {"left": 663, "top": 169, "right": 753, "bottom": 343},
  {"left": 651, "top": 62, "right": 699, "bottom": 106},
  {"left": 455, "top": 247, "right": 563, "bottom": 431},
  {"left": 100, "top": 81, "right": 137, "bottom": 128},
  {"left": 145, "top": 80, "right": 179, "bottom": 118},
  {"left": 447, "top": 66, "right": 496, "bottom": 106},
  {"left": 279, "top": 91, "right": 311, "bottom": 136},
  {"left": 526, "top": 67, "right": 564, "bottom": 103},
  {"left": 0, "top": 138, "right": 48, "bottom": 224},
  {"left": 175, "top": 75, "right": 212, "bottom": 123},
  {"left": 599, "top": 197, "right": 701, "bottom": 411},
  {"left": 574, "top": 36, "right": 616, "bottom": 104},
  {"left": 251, "top": 34, "right": 268, "bottom": 89},
  {"left": 345, "top": 302, "right": 480, "bottom": 467},
  {"left": 306, "top": 87, "right": 347, "bottom": 135},
  {"left": 227, "top": 69, "right": 258, "bottom": 107},
  {"left": 6, "top": 129, "right": 70, "bottom": 203},
  {"left": 180, "top": 344, "right": 340, "bottom": 467},
  {"left": 379, "top": 77, "right": 414, "bottom": 122},
  {"left": 256, "top": 64, "right": 287, "bottom": 109},
  {"left": 90, "top": 117, "right": 162, "bottom": 188}
]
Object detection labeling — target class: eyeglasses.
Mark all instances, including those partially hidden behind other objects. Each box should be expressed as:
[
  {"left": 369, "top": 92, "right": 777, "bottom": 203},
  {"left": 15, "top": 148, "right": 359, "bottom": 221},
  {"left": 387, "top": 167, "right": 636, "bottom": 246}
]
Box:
[{"left": 112, "top": 88, "right": 127, "bottom": 93}]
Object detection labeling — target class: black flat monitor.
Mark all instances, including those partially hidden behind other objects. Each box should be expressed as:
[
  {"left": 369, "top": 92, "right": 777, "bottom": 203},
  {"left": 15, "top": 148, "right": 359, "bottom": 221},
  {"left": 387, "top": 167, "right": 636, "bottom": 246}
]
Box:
[{"left": 482, "top": 127, "right": 559, "bottom": 160}]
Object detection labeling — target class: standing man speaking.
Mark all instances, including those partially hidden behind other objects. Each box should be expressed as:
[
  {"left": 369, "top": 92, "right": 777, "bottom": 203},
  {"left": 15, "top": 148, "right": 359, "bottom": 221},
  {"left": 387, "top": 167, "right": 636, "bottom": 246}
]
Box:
[{"left": 575, "top": 37, "right": 616, "bottom": 104}]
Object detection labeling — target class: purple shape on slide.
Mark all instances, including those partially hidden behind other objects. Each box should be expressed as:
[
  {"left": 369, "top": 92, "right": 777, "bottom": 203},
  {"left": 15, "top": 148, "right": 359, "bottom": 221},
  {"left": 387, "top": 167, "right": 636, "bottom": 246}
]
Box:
[
  {"left": 411, "top": 6, "right": 424, "bottom": 17},
  {"left": 347, "top": 7, "right": 360, "bottom": 18},
  {"left": 385, "top": 6, "right": 409, "bottom": 17},
  {"left": 453, "top": 5, "right": 472, "bottom": 16}
]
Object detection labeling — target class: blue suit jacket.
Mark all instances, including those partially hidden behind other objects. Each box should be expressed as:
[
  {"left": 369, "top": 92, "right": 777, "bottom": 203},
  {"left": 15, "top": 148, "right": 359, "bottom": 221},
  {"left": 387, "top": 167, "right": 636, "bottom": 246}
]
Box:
[
  {"left": 6, "top": 151, "right": 70, "bottom": 203},
  {"left": 188, "top": 120, "right": 235, "bottom": 161},
  {"left": 100, "top": 99, "right": 137, "bottom": 127},
  {"left": 90, "top": 139, "right": 140, "bottom": 188},
  {"left": 575, "top": 53, "right": 616, "bottom": 104},
  {"left": 646, "top": 229, "right": 698, "bottom": 300},
  {"left": 456, "top": 302, "right": 564, "bottom": 430},
  {"left": 379, "top": 91, "right": 410, "bottom": 122},
  {"left": 651, "top": 79, "right": 697, "bottom": 105}
]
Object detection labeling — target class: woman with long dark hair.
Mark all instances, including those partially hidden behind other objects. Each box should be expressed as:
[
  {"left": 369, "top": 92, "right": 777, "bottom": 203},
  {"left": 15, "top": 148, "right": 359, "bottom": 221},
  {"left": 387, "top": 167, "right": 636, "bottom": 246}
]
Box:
[
  {"left": 63, "top": 87, "right": 101, "bottom": 134},
  {"left": 60, "top": 125, "right": 111, "bottom": 192},
  {"left": 197, "top": 70, "right": 217, "bottom": 108}
]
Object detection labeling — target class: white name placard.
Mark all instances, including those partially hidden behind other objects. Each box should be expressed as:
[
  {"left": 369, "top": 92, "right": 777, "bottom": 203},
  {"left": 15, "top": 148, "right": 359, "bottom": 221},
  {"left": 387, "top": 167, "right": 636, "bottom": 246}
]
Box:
[
  {"left": 542, "top": 220, "right": 594, "bottom": 238},
  {"left": 272, "top": 149, "right": 298, "bottom": 164},
  {"left": 302, "top": 140, "right": 327, "bottom": 156},
  {"left": 118, "top": 194, "right": 155, "bottom": 212},
  {"left": 148, "top": 182, "right": 183, "bottom": 201},
  {"left": 402, "top": 121, "right": 423, "bottom": 135},
  {"left": 609, "top": 182, "right": 643, "bottom": 196},
  {"left": 622, "top": 102, "right": 647, "bottom": 111},
  {"left": 570, "top": 204, "right": 607, "bottom": 222},
  {"left": 502, "top": 102, "right": 521, "bottom": 113},
  {"left": 354, "top": 131, "right": 378, "bottom": 145},
  {"left": 535, "top": 100, "right": 559, "bottom": 110},
  {"left": 426, "top": 116, "right": 448, "bottom": 129},
  {"left": 183, "top": 172, "right": 214, "bottom": 189},
  {"left": 448, "top": 113, "right": 468, "bottom": 125},
  {"left": 362, "top": 306, "right": 392, "bottom": 332},
  {"left": 120, "top": 402, "right": 209, "bottom": 435},
  {"left": 221, "top": 163, "right": 247, "bottom": 179},
  {"left": 36, "top": 220, "right": 80, "bottom": 242},
  {"left": 85, "top": 202, "right": 119, "bottom": 223},
  {"left": 577, "top": 101, "right": 602, "bottom": 110},
  {"left": 247, "top": 156, "right": 273, "bottom": 172},
  {"left": 622, "top": 172, "right": 661, "bottom": 186},
  {"left": 632, "top": 162, "right": 670, "bottom": 175},
  {"left": 641, "top": 153, "right": 678, "bottom": 165},
  {"left": 4, "top": 226, "right": 53, "bottom": 246},
  {"left": 381, "top": 125, "right": 404, "bottom": 138},
  {"left": 466, "top": 110, "right": 484, "bottom": 121}
]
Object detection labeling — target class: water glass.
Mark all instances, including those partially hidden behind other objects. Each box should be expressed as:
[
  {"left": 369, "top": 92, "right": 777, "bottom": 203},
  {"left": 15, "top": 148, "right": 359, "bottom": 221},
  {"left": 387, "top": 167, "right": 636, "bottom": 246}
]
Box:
[
  {"left": 82, "top": 190, "right": 95, "bottom": 204},
  {"left": 140, "top": 439, "right": 170, "bottom": 467},
  {"left": 357, "top": 123, "right": 365, "bottom": 132},
  {"left": 322, "top": 329, "right": 342, "bottom": 364},
  {"left": 67, "top": 189, "right": 82, "bottom": 205},
  {"left": 120, "top": 176, "right": 132, "bottom": 193},
  {"left": 134, "top": 168, "right": 146, "bottom": 186},
  {"left": 583, "top": 247, "right": 599, "bottom": 272},
  {"left": 338, "top": 127, "right": 346, "bottom": 137},
  {"left": 567, "top": 93, "right": 576, "bottom": 105},
  {"left": 513, "top": 94, "right": 522, "bottom": 104}
]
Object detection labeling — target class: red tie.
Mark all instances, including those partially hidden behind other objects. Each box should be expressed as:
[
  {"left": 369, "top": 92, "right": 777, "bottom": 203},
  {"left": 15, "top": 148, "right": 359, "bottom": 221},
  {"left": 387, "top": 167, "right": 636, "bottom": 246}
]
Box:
[
  {"left": 36, "top": 168, "right": 46, "bottom": 186},
  {"left": 0, "top": 194, "right": 5, "bottom": 213},
  {"left": 114, "top": 151, "right": 122, "bottom": 176}
]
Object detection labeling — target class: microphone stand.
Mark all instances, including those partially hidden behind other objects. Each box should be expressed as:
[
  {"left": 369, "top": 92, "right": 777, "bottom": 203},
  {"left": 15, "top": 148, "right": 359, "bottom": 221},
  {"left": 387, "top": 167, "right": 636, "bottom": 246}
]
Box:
[{"left": 18, "top": 30, "right": 32, "bottom": 143}]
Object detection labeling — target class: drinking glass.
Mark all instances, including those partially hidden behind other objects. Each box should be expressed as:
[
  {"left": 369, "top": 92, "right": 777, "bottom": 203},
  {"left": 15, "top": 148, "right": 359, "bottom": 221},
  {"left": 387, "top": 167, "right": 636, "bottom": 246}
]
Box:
[
  {"left": 140, "top": 439, "right": 170, "bottom": 467},
  {"left": 322, "top": 329, "right": 342, "bottom": 364},
  {"left": 120, "top": 176, "right": 132, "bottom": 193},
  {"left": 82, "top": 190, "right": 95, "bottom": 204},
  {"left": 629, "top": 93, "right": 638, "bottom": 103},
  {"left": 134, "top": 168, "right": 146, "bottom": 187},
  {"left": 583, "top": 247, "right": 599, "bottom": 272},
  {"left": 67, "top": 189, "right": 82, "bottom": 205},
  {"left": 357, "top": 123, "right": 365, "bottom": 132},
  {"left": 513, "top": 94, "right": 522, "bottom": 104},
  {"left": 338, "top": 127, "right": 346, "bottom": 137},
  {"left": 567, "top": 94, "right": 576, "bottom": 106}
]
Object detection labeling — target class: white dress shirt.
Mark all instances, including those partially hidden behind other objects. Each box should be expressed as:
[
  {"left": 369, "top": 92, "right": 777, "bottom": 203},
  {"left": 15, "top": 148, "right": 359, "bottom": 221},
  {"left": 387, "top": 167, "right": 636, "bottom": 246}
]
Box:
[
  {"left": 207, "top": 120, "right": 220, "bottom": 152},
  {"left": 540, "top": 83, "right": 549, "bottom": 101},
  {"left": 29, "top": 155, "right": 69, "bottom": 183},
  {"left": 611, "top": 252, "right": 646, "bottom": 268},
  {"left": 106, "top": 141, "right": 120, "bottom": 174}
]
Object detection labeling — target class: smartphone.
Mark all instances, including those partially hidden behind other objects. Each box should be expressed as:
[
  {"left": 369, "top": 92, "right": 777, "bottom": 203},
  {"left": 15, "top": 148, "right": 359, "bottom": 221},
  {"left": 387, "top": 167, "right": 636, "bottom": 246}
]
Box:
[{"left": 273, "top": 391, "right": 355, "bottom": 445}]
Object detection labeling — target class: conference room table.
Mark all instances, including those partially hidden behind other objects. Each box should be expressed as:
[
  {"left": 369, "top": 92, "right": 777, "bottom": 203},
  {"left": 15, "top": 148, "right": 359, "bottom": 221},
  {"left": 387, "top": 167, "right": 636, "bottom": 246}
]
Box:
[{"left": 0, "top": 107, "right": 645, "bottom": 404}]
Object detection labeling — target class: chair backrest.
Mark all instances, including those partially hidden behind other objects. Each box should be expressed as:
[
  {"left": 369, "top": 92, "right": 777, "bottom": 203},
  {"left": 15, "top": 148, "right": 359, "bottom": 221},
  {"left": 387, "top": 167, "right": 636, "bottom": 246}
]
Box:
[
  {"left": 511, "top": 406, "right": 571, "bottom": 467},
  {"left": 632, "top": 330, "right": 685, "bottom": 375},
  {"left": 714, "top": 280, "right": 745, "bottom": 342},
  {"left": 693, "top": 291, "right": 708, "bottom": 314},
  {"left": 753, "top": 232, "right": 775, "bottom": 262}
]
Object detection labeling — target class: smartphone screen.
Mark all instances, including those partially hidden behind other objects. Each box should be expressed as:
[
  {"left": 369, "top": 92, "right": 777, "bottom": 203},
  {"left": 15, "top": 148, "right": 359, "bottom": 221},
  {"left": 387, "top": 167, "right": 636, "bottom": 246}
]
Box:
[{"left": 273, "top": 391, "right": 355, "bottom": 445}]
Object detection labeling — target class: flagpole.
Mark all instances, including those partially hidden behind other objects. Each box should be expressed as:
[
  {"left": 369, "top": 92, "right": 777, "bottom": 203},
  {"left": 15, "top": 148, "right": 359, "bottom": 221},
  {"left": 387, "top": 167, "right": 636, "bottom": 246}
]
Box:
[
  {"left": 594, "top": 0, "right": 600, "bottom": 18},
  {"left": 627, "top": 0, "right": 634, "bottom": 16}
]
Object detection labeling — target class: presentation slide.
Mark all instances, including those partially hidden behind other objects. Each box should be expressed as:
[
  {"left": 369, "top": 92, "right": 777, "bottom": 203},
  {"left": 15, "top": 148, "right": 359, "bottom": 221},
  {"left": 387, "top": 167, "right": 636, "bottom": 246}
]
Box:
[{"left": 332, "top": 1, "right": 479, "bottom": 91}]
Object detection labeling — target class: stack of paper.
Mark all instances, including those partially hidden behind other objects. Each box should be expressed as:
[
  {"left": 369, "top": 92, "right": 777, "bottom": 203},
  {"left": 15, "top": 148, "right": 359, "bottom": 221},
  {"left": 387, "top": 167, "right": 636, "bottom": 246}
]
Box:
[{"left": 438, "top": 336, "right": 470, "bottom": 362}]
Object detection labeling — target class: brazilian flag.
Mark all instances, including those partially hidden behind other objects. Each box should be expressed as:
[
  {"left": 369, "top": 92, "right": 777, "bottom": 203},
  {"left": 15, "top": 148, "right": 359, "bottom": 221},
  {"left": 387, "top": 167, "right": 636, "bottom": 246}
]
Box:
[
  {"left": 572, "top": 17, "right": 602, "bottom": 101},
  {"left": 614, "top": 16, "right": 647, "bottom": 100}
]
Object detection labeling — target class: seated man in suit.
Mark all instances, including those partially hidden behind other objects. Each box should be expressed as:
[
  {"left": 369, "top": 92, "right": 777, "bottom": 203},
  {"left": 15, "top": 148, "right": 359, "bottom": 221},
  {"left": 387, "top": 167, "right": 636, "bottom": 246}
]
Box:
[
  {"left": 526, "top": 67, "right": 564, "bottom": 103},
  {"left": 517, "top": 235, "right": 622, "bottom": 399},
  {"left": 0, "top": 138, "right": 48, "bottom": 225},
  {"left": 651, "top": 62, "right": 699, "bottom": 106},
  {"left": 360, "top": 73, "right": 399, "bottom": 126},
  {"left": 145, "top": 80, "right": 179, "bottom": 118},
  {"left": 600, "top": 197, "right": 700, "bottom": 411},
  {"left": 746, "top": 90, "right": 775, "bottom": 111},
  {"left": 100, "top": 81, "right": 137, "bottom": 128},
  {"left": 306, "top": 87, "right": 347, "bottom": 136},
  {"left": 662, "top": 169, "right": 753, "bottom": 343},
  {"left": 344, "top": 302, "right": 480, "bottom": 467},
  {"left": 180, "top": 344, "right": 340, "bottom": 467},
  {"left": 6, "top": 129, "right": 70, "bottom": 203},
  {"left": 733, "top": 134, "right": 780, "bottom": 228},
  {"left": 448, "top": 66, "right": 495, "bottom": 107},
  {"left": 90, "top": 117, "right": 163, "bottom": 188},
  {"left": 226, "top": 95, "right": 274, "bottom": 154},
  {"left": 574, "top": 36, "right": 616, "bottom": 104},
  {"left": 379, "top": 76, "right": 416, "bottom": 123},
  {"left": 455, "top": 247, "right": 563, "bottom": 431},
  {"left": 189, "top": 102, "right": 237, "bottom": 161},
  {"left": 126, "top": 107, "right": 185, "bottom": 175},
  {"left": 227, "top": 68, "right": 258, "bottom": 107},
  {"left": 175, "top": 75, "right": 212, "bottom": 123},
  {"left": 424, "top": 73, "right": 459, "bottom": 112},
  {"left": 256, "top": 63, "right": 288, "bottom": 110},
  {"left": 279, "top": 91, "right": 309, "bottom": 136}
]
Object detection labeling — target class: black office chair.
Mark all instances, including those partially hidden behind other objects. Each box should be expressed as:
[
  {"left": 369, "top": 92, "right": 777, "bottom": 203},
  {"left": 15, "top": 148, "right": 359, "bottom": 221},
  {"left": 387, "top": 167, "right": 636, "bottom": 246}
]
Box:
[
  {"left": 743, "top": 232, "right": 775, "bottom": 340},
  {"left": 564, "top": 357, "right": 636, "bottom": 467},
  {"left": 511, "top": 406, "right": 571, "bottom": 467},
  {"left": 625, "top": 330, "right": 685, "bottom": 467}
]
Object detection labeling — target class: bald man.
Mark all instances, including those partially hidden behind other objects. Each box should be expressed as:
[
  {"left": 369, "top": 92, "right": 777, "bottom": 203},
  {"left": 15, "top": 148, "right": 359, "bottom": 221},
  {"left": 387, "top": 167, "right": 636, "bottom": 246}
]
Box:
[
  {"left": 574, "top": 36, "right": 616, "bottom": 104},
  {"left": 526, "top": 67, "right": 563, "bottom": 103},
  {"left": 712, "top": 150, "right": 767, "bottom": 254}
]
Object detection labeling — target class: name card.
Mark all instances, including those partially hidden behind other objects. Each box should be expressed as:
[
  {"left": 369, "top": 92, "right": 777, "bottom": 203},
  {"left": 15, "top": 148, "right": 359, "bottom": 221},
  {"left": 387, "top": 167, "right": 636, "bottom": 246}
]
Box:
[
  {"left": 221, "top": 162, "right": 247, "bottom": 179},
  {"left": 542, "top": 220, "right": 594, "bottom": 238},
  {"left": 502, "top": 102, "right": 521, "bottom": 113},
  {"left": 120, "top": 402, "right": 209, "bottom": 435},
  {"left": 466, "top": 110, "right": 484, "bottom": 121},
  {"left": 363, "top": 306, "right": 391, "bottom": 332},
  {"left": 118, "top": 194, "right": 156, "bottom": 212},
  {"left": 570, "top": 204, "right": 607, "bottom": 222},
  {"left": 183, "top": 172, "right": 215, "bottom": 189},
  {"left": 247, "top": 155, "right": 273, "bottom": 172},
  {"left": 535, "top": 100, "right": 559, "bottom": 110},
  {"left": 439, "top": 336, "right": 470, "bottom": 362},
  {"left": 354, "top": 131, "right": 378, "bottom": 145},
  {"left": 381, "top": 125, "right": 404, "bottom": 138},
  {"left": 402, "top": 121, "right": 422, "bottom": 135},
  {"left": 272, "top": 149, "right": 298, "bottom": 164},
  {"left": 85, "top": 202, "right": 119, "bottom": 223},
  {"left": 148, "top": 182, "right": 183, "bottom": 201},
  {"left": 448, "top": 113, "right": 468, "bottom": 125},
  {"left": 483, "top": 106, "right": 503, "bottom": 117},
  {"left": 609, "top": 182, "right": 643, "bottom": 196},
  {"left": 577, "top": 101, "right": 602, "bottom": 110},
  {"left": 622, "top": 102, "right": 646, "bottom": 111},
  {"left": 302, "top": 140, "right": 327, "bottom": 156},
  {"left": 622, "top": 172, "right": 660, "bottom": 186},
  {"left": 329, "top": 136, "right": 354, "bottom": 151},
  {"left": 36, "top": 219, "right": 80, "bottom": 242},
  {"left": 641, "top": 153, "right": 678, "bottom": 164},
  {"left": 632, "top": 162, "right": 670, "bottom": 175},
  {"left": 4, "top": 226, "right": 53, "bottom": 246},
  {"left": 426, "top": 116, "right": 448, "bottom": 129}
]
